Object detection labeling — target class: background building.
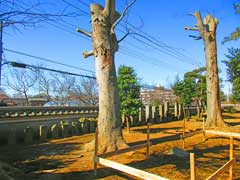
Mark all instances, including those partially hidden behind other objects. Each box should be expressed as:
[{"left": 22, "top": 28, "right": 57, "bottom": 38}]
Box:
[{"left": 140, "top": 85, "right": 178, "bottom": 105}]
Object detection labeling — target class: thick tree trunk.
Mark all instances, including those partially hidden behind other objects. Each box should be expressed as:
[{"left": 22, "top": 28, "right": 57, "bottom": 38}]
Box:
[
  {"left": 87, "top": 3, "right": 127, "bottom": 153},
  {"left": 204, "top": 33, "right": 225, "bottom": 127},
  {"left": 194, "top": 12, "right": 225, "bottom": 128}
]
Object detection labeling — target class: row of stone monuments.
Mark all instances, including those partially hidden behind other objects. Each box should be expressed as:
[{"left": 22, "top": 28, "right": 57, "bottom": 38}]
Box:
[
  {"left": 138, "top": 102, "right": 185, "bottom": 123},
  {"left": 7, "top": 118, "right": 97, "bottom": 145},
  {"left": 5, "top": 103, "right": 200, "bottom": 145}
]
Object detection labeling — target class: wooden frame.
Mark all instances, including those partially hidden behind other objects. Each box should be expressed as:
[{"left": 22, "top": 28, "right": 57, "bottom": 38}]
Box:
[
  {"left": 93, "top": 124, "right": 169, "bottom": 180},
  {"left": 95, "top": 157, "right": 169, "bottom": 180},
  {"left": 189, "top": 135, "right": 235, "bottom": 180}
]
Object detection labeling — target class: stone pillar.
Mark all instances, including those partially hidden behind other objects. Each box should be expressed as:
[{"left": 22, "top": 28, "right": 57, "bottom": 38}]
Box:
[
  {"left": 71, "top": 122, "right": 80, "bottom": 135},
  {"left": 51, "top": 124, "right": 59, "bottom": 139},
  {"left": 81, "top": 118, "right": 90, "bottom": 134},
  {"left": 145, "top": 105, "right": 152, "bottom": 123},
  {"left": 61, "top": 121, "right": 70, "bottom": 138},
  {"left": 174, "top": 102, "right": 179, "bottom": 119},
  {"left": 24, "top": 126, "right": 34, "bottom": 144},
  {"left": 178, "top": 103, "right": 183, "bottom": 118},
  {"left": 151, "top": 106, "right": 157, "bottom": 123},
  {"left": 39, "top": 125, "right": 48, "bottom": 142},
  {"left": 159, "top": 104, "right": 164, "bottom": 121},
  {"left": 164, "top": 101, "right": 169, "bottom": 121},
  {"left": 89, "top": 118, "right": 96, "bottom": 133},
  {"left": 8, "top": 128, "right": 16, "bottom": 145}
]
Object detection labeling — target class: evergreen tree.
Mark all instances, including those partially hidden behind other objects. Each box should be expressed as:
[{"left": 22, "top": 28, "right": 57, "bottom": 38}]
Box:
[
  {"left": 223, "top": 48, "right": 240, "bottom": 101},
  {"left": 117, "top": 66, "right": 141, "bottom": 122},
  {"left": 223, "top": 3, "right": 240, "bottom": 42}
]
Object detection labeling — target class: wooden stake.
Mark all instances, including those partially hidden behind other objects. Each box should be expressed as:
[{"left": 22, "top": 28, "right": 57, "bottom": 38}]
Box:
[
  {"left": 202, "top": 117, "right": 206, "bottom": 141},
  {"left": 94, "top": 127, "right": 98, "bottom": 176},
  {"left": 229, "top": 137, "right": 233, "bottom": 180},
  {"left": 146, "top": 123, "right": 150, "bottom": 160},
  {"left": 183, "top": 118, "right": 186, "bottom": 149},
  {"left": 190, "top": 153, "right": 196, "bottom": 180}
]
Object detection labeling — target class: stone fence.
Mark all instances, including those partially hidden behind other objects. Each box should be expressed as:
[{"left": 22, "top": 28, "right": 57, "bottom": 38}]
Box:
[{"left": 0, "top": 104, "right": 202, "bottom": 145}]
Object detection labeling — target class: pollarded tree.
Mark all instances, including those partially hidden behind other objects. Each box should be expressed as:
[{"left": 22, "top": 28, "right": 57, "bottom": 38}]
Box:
[
  {"left": 77, "top": 0, "right": 136, "bottom": 153},
  {"left": 117, "top": 65, "right": 141, "bottom": 128},
  {"left": 185, "top": 11, "right": 225, "bottom": 127}
]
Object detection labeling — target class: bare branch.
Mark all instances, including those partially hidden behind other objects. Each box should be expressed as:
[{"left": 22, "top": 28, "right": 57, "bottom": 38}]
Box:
[
  {"left": 193, "top": 11, "right": 206, "bottom": 34},
  {"left": 83, "top": 50, "right": 94, "bottom": 58},
  {"left": 184, "top": 26, "right": 199, "bottom": 31},
  {"left": 187, "top": 13, "right": 195, "bottom": 17},
  {"left": 111, "top": 0, "right": 137, "bottom": 33},
  {"left": 76, "top": 28, "right": 92, "bottom": 38}
]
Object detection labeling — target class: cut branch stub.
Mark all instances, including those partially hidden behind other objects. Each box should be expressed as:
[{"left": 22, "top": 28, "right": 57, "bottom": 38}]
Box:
[
  {"left": 83, "top": 50, "right": 94, "bottom": 58},
  {"left": 76, "top": 28, "right": 92, "bottom": 38},
  {"left": 90, "top": 3, "right": 119, "bottom": 59}
]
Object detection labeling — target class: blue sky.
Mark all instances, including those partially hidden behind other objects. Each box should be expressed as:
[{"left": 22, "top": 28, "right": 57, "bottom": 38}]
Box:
[{"left": 2, "top": 0, "right": 240, "bottom": 95}]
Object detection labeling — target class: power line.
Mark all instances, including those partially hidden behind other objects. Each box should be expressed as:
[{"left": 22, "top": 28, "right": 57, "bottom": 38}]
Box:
[
  {"left": 7, "top": 61, "right": 96, "bottom": 79},
  {"left": 4, "top": 48, "right": 95, "bottom": 73},
  {"left": 7, "top": 0, "right": 200, "bottom": 72}
]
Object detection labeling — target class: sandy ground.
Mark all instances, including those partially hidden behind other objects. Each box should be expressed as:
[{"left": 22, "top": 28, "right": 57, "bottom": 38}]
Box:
[{"left": 0, "top": 113, "right": 240, "bottom": 180}]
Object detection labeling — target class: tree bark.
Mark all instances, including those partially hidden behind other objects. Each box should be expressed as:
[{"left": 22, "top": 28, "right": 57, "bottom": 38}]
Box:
[
  {"left": 86, "top": 2, "right": 127, "bottom": 153},
  {"left": 194, "top": 12, "right": 225, "bottom": 127}
]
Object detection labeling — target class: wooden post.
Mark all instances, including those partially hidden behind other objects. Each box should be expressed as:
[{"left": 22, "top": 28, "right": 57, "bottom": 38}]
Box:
[
  {"left": 202, "top": 117, "right": 206, "bottom": 141},
  {"left": 146, "top": 123, "right": 150, "bottom": 160},
  {"left": 94, "top": 127, "right": 98, "bottom": 176},
  {"left": 190, "top": 153, "right": 196, "bottom": 180},
  {"left": 229, "top": 137, "right": 233, "bottom": 180},
  {"left": 182, "top": 118, "right": 186, "bottom": 149}
]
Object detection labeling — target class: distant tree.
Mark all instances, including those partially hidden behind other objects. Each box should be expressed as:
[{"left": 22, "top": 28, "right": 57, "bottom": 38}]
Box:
[
  {"left": 223, "top": 48, "right": 240, "bottom": 101},
  {"left": 172, "top": 67, "right": 206, "bottom": 118},
  {"left": 5, "top": 67, "right": 39, "bottom": 105},
  {"left": 0, "top": 0, "right": 73, "bottom": 29},
  {"left": 38, "top": 71, "right": 53, "bottom": 102},
  {"left": 72, "top": 78, "right": 98, "bottom": 105},
  {"left": 117, "top": 65, "right": 141, "bottom": 127},
  {"left": 223, "top": 2, "right": 240, "bottom": 43},
  {"left": 220, "top": 91, "right": 227, "bottom": 102},
  {"left": 51, "top": 74, "right": 76, "bottom": 104}
]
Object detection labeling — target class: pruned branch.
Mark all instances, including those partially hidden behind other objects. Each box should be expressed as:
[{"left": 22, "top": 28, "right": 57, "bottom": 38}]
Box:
[
  {"left": 193, "top": 11, "right": 206, "bottom": 35},
  {"left": 111, "top": 0, "right": 137, "bottom": 33},
  {"left": 83, "top": 50, "right": 94, "bottom": 58},
  {"left": 76, "top": 28, "right": 92, "bottom": 38},
  {"left": 184, "top": 26, "right": 199, "bottom": 31}
]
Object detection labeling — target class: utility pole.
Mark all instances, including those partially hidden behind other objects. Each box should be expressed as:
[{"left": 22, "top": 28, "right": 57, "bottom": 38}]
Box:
[{"left": 0, "top": 21, "right": 3, "bottom": 91}]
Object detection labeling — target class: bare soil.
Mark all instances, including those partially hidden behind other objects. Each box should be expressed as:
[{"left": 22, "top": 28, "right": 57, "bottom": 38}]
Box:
[{"left": 0, "top": 113, "right": 240, "bottom": 180}]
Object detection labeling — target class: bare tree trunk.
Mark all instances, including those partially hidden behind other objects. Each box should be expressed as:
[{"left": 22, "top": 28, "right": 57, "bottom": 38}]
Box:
[
  {"left": 204, "top": 30, "right": 225, "bottom": 127},
  {"left": 87, "top": 2, "right": 127, "bottom": 153},
  {"left": 186, "top": 11, "right": 225, "bottom": 128}
]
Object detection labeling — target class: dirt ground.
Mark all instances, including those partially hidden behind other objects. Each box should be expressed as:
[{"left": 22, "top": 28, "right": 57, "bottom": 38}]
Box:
[{"left": 0, "top": 113, "right": 240, "bottom": 180}]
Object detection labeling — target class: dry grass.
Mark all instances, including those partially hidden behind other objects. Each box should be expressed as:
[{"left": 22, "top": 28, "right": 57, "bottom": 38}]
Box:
[{"left": 0, "top": 113, "right": 240, "bottom": 180}]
